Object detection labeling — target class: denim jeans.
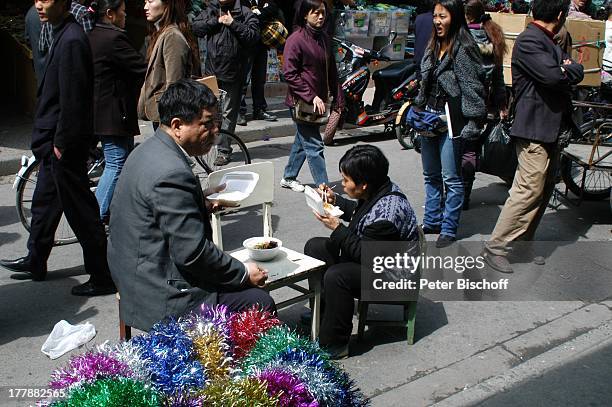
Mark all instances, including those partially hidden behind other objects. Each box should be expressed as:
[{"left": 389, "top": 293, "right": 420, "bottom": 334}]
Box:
[
  {"left": 420, "top": 133, "right": 464, "bottom": 237},
  {"left": 283, "top": 120, "right": 329, "bottom": 186},
  {"left": 95, "top": 136, "right": 134, "bottom": 222}
]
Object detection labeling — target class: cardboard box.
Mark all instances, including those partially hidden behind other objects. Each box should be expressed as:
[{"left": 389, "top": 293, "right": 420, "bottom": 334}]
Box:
[
  {"left": 391, "top": 9, "right": 411, "bottom": 34},
  {"left": 196, "top": 76, "right": 220, "bottom": 96},
  {"left": 490, "top": 13, "right": 533, "bottom": 85},
  {"left": 344, "top": 10, "right": 370, "bottom": 37},
  {"left": 368, "top": 11, "right": 392, "bottom": 36},
  {"left": 565, "top": 18, "right": 605, "bottom": 87},
  {"left": 491, "top": 13, "right": 605, "bottom": 86}
]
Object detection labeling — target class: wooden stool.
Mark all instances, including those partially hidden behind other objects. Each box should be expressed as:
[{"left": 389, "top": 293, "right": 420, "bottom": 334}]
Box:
[{"left": 116, "top": 293, "right": 132, "bottom": 341}]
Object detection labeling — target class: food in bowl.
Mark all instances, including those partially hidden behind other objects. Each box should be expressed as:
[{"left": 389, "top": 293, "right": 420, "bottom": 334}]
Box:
[
  {"left": 243, "top": 237, "right": 282, "bottom": 261},
  {"left": 253, "top": 240, "right": 278, "bottom": 250}
]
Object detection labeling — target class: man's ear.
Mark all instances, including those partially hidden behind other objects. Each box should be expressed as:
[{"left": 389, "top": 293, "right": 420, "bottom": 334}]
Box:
[{"left": 170, "top": 117, "right": 183, "bottom": 131}]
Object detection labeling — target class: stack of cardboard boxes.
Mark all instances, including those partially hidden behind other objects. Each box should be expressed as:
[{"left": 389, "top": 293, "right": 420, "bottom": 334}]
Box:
[{"left": 490, "top": 13, "right": 606, "bottom": 87}]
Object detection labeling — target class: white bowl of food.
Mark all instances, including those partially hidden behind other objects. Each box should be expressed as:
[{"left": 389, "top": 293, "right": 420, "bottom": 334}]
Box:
[{"left": 243, "top": 237, "right": 283, "bottom": 261}]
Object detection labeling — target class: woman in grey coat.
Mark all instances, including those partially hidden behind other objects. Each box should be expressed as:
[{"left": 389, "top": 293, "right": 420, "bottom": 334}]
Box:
[{"left": 413, "top": 0, "right": 486, "bottom": 248}]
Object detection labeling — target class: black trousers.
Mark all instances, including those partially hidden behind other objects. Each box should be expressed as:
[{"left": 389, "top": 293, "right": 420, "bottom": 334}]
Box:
[
  {"left": 27, "top": 146, "right": 111, "bottom": 283},
  {"left": 217, "top": 287, "right": 276, "bottom": 313},
  {"left": 240, "top": 43, "right": 268, "bottom": 113},
  {"left": 304, "top": 237, "right": 361, "bottom": 346}
]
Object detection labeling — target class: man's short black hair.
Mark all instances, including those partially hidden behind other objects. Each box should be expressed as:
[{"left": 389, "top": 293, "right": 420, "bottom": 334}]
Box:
[
  {"left": 158, "top": 79, "right": 217, "bottom": 126},
  {"left": 531, "top": 0, "right": 571, "bottom": 23},
  {"left": 339, "top": 145, "right": 389, "bottom": 190}
]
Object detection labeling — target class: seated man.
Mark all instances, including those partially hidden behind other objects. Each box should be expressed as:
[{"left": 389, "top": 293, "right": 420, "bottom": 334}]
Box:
[{"left": 108, "top": 79, "right": 275, "bottom": 331}]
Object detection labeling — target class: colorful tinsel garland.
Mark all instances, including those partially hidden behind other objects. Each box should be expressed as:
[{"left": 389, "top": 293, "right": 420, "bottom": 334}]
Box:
[{"left": 43, "top": 304, "right": 368, "bottom": 407}]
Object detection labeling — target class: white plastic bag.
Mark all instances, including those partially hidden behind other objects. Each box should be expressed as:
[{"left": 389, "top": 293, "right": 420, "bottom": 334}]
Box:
[{"left": 41, "top": 320, "right": 96, "bottom": 359}]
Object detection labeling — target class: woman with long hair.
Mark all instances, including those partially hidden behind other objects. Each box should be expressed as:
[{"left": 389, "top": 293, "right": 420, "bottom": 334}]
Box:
[
  {"left": 462, "top": 0, "right": 508, "bottom": 210},
  {"left": 413, "top": 0, "right": 486, "bottom": 247},
  {"left": 88, "top": 0, "right": 147, "bottom": 223},
  {"left": 138, "top": 0, "right": 200, "bottom": 127},
  {"left": 279, "top": 0, "right": 343, "bottom": 192}
]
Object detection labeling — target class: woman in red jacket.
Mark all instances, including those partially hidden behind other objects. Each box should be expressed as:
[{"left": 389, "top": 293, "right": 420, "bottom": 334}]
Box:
[{"left": 280, "top": 0, "right": 343, "bottom": 192}]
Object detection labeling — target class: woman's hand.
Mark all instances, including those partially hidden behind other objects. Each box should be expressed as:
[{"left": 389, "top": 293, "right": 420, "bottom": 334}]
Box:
[
  {"left": 499, "top": 107, "right": 509, "bottom": 121},
  {"left": 314, "top": 211, "right": 340, "bottom": 230},
  {"left": 317, "top": 183, "right": 336, "bottom": 205},
  {"left": 313, "top": 96, "right": 326, "bottom": 115}
]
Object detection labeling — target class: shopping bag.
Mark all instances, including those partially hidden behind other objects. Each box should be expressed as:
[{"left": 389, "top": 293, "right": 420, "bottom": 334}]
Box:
[{"left": 479, "top": 120, "right": 518, "bottom": 179}]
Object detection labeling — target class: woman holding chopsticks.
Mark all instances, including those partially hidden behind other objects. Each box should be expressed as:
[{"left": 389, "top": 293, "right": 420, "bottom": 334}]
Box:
[{"left": 304, "top": 145, "right": 419, "bottom": 359}]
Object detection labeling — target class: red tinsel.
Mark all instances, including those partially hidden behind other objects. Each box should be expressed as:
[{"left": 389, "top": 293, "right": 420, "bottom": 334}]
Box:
[{"left": 229, "top": 307, "right": 281, "bottom": 359}]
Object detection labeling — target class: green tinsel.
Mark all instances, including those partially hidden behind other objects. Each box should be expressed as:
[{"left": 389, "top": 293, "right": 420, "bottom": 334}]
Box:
[
  {"left": 200, "top": 377, "right": 279, "bottom": 406},
  {"left": 240, "top": 326, "right": 332, "bottom": 375},
  {"left": 51, "top": 378, "right": 162, "bottom": 407}
]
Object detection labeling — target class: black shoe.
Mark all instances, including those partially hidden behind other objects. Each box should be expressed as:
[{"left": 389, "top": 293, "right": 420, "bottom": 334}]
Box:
[
  {"left": 435, "top": 234, "right": 456, "bottom": 248},
  {"left": 421, "top": 224, "right": 441, "bottom": 235},
  {"left": 324, "top": 343, "right": 349, "bottom": 360},
  {"left": 71, "top": 279, "right": 117, "bottom": 297},
  {"left": 300, "top": 310, "right": 312, "bottom": 326},
  {"left": 482, "top": 250, "right": 513, "bottom": 274},
  {"left": 214, "top": 153, "right": 231, "bottom": 166},
  {"left": 237, "top": 114, "right": 247, "bottom": 126},
  {"left": 0, "top": 256, "right": 46, "bottom": 281},
  {"left": 0, "top": 256, "right": 32, "bottom": 273},
  {"left": 253, "top": 110, "right": 277, "bottom": 121}
]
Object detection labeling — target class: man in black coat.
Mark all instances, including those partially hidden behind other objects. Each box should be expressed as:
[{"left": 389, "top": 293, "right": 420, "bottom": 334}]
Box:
[
  {"left": 484, "top": 0, "right": 584, "bottom": 273},
  {"left": 0, "top": 0, "right": 115, "bottom": 296},
  {"left": 192, "top": 0, "right": 259, "bottom": 165},
  {"left": 108, "top": 80, "right": 274, "bottom": 331}
]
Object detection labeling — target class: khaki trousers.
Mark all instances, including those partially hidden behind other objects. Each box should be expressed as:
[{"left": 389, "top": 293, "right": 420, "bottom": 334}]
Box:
[{"left": 487, "top": 138, "right": 560, "bottom": 256}]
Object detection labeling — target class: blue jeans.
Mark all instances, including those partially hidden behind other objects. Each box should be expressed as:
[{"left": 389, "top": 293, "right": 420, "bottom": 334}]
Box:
[
  {"left": 283, "top": 120, "right": 329, "bottom": 186},
  {"left": 420, "top": 133, "right": 464, "bottom": 237},
  {"left": 95, "top": 136, "right": 134, "bottom": 222}
]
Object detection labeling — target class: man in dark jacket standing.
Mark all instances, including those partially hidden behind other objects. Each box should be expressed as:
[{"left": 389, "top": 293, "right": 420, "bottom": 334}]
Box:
[
  {"left": 192, "top": 0, "right": 259, "bottom": 166},
  {"left": 0, "top": 0, "right": 114, "bottom": 296},
  {"left": 484, "top": 0, "right": 584, "bottom": 273}
]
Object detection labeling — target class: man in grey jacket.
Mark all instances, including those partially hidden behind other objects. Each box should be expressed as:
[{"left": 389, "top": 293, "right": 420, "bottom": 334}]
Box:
[
  {"left": 108, "top": 79, "right": 274, "bottom": 331},
  {"left": 192, "top": 0, "right": 260, "bottom": 166},
  {"left": 484, "top": 0, "right": 584, "bottom": 273}
]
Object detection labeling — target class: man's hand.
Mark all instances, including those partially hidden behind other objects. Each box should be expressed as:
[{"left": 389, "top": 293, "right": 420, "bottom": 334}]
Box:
[
  {"left": 314, "top": 211, "right": 340, "bottom": 230},
  {"left": 218, "top": 10, "right": 233, "bottom": 26},
  {"left": 563, "top": 59, "right": 573, "bottom": 65},
  {"left": 499, "top": 107, "right": 509, "bottom": 121},
  {"left": 53, "top": 145, "right": 62, "bottom": 160},
  {"left": 245, "top": 262, "right": 268, "bottom": 287},
  {"left": 313, "top": 96, "right": 326, "bottom": 116}
]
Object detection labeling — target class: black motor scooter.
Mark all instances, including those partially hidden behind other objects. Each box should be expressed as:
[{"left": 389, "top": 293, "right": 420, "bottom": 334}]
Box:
[{"left": 327, "top": 33, "right": 419, "bottom": 137}]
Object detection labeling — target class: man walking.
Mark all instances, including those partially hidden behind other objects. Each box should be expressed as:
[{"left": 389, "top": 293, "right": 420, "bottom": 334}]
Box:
[
  {"left": 192, "top": 0, "right": 259, "bottom": 166},
  {"left": 483, "top": 0, "right": 584, "bottom": 273},
  {"left": 1, "top": 0, "right": 114, "bottom": 296}
]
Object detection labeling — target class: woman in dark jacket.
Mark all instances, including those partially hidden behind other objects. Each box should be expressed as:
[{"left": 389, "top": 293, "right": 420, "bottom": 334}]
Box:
[
  {"left": 305, "top": 145, "right": 418, "bottom": 359},
  {"left": 413, "top": 0, "right": 485, "bottom": 247},
  {"left": 462, "top": 0, "right": 508, "bottom": 210},
  {"left": 280, "top": 0, "right": 343, "bottom": 192},
  {"left": 88, "top": 0, "right": 147, "bottom": 223}
]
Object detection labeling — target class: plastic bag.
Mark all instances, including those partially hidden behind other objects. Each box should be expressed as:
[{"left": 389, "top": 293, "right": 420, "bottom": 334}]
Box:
[
  {"left": 41, "top": 320, "right": 96, "bottom": 359},
  {"left": 479, "top": 120, "right": 518, "bottom": 179}
]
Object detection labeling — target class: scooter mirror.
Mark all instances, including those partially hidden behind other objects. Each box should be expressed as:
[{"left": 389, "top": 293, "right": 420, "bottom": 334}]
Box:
[
  {"left": 339, "top": 12, "right": 346, "bottom": 27},
  {"left": 388, "top": 31, "right": 397, "bottom": 45}
]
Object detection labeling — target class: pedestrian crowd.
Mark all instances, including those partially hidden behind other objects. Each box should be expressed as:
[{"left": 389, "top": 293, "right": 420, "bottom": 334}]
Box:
[{"left": 0, "top": 0, "right": 598, "bottom": 359}]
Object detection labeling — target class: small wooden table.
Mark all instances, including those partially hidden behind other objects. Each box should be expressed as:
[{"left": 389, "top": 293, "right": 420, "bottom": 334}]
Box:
[{"left": 231, "top": 246, "right": 325, "bottom": 339}]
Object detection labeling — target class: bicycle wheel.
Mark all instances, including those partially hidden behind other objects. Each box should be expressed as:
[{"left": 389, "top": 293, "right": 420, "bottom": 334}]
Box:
[
  {"left": 194, "top": 130, "right": 251, "bottom": 185},
  {"left": 15, "top": 149, "right": 106, "bottom": 246},
  {"left": 559, "top": 119, "right": 612, "bottom": 201}
]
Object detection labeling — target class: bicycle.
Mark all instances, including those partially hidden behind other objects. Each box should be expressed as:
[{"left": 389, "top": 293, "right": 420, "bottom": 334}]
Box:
[
  {"left": 14, "top": 147, "right": 105, "bottom": 245},
  {"left": 14, "top": 130, "right": 251, "bottom": 245}
]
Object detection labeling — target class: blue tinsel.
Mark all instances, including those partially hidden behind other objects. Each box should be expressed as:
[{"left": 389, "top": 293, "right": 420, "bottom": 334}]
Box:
[{"left": 130, "top": 319, "right": 206, "bottom": 396}]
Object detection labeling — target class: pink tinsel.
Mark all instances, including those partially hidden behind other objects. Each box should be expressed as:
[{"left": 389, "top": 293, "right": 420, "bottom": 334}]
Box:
[{"left": 49, "top": 352, "right": 132, "bottom": 389}]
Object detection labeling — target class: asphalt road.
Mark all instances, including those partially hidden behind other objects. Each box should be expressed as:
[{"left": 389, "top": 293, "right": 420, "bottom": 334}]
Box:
[{"left": 0, "top": 129, "right": 611, "bottom": 406}]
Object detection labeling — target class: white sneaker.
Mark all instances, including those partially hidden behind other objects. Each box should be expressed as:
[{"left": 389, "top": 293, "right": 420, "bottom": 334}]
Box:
[{"left": 280, "top": 178, "right": 305, "bottom": 192}]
